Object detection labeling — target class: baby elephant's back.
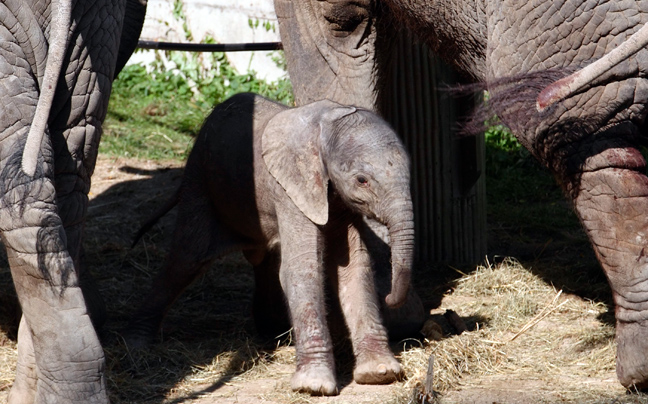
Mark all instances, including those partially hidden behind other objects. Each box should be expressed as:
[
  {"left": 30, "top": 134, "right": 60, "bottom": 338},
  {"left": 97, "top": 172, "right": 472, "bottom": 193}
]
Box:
[
  {"left": 183, "top": 93, "right": 287, "bottom": 236},
  {"left": 194, "top": 92, "right": 285, "bottom": 162}
]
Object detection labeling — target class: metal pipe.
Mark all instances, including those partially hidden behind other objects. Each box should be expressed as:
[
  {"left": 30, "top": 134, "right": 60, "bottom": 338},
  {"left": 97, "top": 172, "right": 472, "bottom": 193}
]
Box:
[{"left": 136, "top": 40, "right": 282, "bottom": 52}]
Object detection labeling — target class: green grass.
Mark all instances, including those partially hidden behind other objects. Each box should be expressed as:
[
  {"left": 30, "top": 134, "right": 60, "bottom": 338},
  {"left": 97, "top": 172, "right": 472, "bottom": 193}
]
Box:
[
  {"left": 484, "top": 124, "right": 581, "bottom": 234},
  {"left": 102, "top": 66, "right": 199, "bottom": 160},
  {"left": 102, "top": 51, "right": 293, "bottom": 160}
]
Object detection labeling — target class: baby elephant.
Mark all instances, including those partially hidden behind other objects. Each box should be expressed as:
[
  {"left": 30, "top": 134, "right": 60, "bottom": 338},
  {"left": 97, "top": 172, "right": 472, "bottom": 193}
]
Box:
[{"left": 127, "top": 93, "right": 415, "bottom": 395}]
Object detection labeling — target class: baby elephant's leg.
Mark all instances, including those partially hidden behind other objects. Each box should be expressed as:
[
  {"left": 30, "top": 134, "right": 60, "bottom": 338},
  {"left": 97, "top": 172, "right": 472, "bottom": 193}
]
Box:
[
  {"left": 126, "top": 191, "right": 223, "bottom": 347},
  {"left": 277, "top": 214, "right": 337, "bottom": 395},
  {"left": 336, "top": 225, "right": 402, "bottom": 384},
  {"left": 248, "top": 249, "right": 291, "bottom": 338}
]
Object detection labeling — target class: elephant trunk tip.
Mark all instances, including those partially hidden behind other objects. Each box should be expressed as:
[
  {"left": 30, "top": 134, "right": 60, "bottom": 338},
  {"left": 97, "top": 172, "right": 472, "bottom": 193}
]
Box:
[
  {"left": 385, "top": 213, "right": 414, "bottom": 309},
  {"left": 385, "top": 293, "right": 405, "bottom": 309},
  {"left": 385, "top": 270, "right": 411, "bottom": 309}
]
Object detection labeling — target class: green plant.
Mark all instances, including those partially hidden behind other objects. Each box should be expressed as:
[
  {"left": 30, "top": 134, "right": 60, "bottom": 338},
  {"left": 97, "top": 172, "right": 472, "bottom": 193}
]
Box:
[
  {"left": 173, "top": 0, "right": 192, "bottom": 41},
  {"left": 483, "top": 121, "right": 580, "bottom": 238},
  {"left": 248, "top": 18, "right": 276, "bottom": 33},
  {"left": 485, "top": 124, "right": 520, "bottom": 153},
  {"left": 102, "top": 2, "right": 293, "bottom": 160},
  {"left": 484, "top": 122, "right": 532, "bottom": 175},
  {"left": 103, "top": 52, "right": 293, "bottom": 159}
]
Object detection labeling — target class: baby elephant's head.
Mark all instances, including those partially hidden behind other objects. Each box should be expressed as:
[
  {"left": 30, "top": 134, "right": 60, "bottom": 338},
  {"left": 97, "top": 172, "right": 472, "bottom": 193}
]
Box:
[{"left": 263, "top": 100, "right": 413, "bottom": 308}]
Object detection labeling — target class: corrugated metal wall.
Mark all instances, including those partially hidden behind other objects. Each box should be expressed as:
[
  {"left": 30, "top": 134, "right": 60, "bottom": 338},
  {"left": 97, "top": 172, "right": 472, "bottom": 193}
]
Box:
[{"left": 380, "top": 31, "right": 487, "bottom": 265}]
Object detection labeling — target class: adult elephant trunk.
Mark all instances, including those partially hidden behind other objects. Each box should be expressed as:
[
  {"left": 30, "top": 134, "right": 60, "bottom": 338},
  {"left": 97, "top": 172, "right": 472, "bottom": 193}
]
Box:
[
  {"left": 383, "top": 197, "right": 415, "bottom": 308},
  {"left": 22, "top": 0, "right": 71, "bottom": 176}
]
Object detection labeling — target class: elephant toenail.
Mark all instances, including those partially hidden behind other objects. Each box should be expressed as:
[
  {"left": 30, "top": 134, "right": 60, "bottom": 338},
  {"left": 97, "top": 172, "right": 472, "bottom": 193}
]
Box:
[{"left": 377, "top": 364, "right": 387, "bottom": 374}]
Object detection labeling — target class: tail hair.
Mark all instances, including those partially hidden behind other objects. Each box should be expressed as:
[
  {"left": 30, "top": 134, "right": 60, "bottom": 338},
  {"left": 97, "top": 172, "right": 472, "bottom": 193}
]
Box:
[{"left": 449, "top": 68, "right": 577, "bottom": 138}]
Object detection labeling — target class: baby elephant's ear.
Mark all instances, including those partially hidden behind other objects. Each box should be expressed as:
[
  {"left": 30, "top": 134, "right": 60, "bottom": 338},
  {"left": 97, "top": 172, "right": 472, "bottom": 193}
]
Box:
[{"left": 262, "top": 105, "right": 330, "bottom": 225}]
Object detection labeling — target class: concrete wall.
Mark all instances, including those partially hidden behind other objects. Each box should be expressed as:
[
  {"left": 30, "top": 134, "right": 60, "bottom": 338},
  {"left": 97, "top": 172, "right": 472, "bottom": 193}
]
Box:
[{"left": 130, "top": 0, "right": 285, "bottom": 81}]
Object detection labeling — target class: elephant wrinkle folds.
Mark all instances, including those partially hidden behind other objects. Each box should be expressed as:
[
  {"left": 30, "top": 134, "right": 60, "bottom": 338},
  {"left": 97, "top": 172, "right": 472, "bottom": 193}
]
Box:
[
  {"left": 274, "top": 0, "right": 648, "bottom": 391},
  {"left": 127, "top": 92, "right": 416, "bottom": 395},
  {"left": 1, "top": 0, "right": 141, "bottom": 402}
]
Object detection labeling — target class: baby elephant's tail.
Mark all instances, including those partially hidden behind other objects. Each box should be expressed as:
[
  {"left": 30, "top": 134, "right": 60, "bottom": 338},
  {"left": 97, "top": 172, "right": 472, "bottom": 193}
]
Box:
[{"left": 131, "top": 189, "right": 181, "bottom": 247}]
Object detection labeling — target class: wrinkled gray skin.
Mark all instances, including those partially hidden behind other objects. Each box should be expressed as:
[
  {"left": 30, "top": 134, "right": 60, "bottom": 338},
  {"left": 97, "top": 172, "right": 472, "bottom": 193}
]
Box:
[
  {"left": 1, "top": 0, "right": 147, "bottom": 403},
  {"left": 537, "top": 21, "right": 648, "bottom": 111},
  {"left": 274, "top": 0, "right": 648, "bottom": 390},
  {"left": 127, "top": 93, "right": 415, "bottom": 395}
]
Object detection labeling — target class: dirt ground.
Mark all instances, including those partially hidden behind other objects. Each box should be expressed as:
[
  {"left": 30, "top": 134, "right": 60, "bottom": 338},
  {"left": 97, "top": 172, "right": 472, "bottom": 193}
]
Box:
[{"left": 1, "top": 156, "right": 648, "bottom": 404}]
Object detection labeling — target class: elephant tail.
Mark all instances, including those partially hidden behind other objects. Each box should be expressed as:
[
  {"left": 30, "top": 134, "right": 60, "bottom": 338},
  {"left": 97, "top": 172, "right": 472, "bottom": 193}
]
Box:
[
  {"left": 22, "top": 0, "right": 72, "bottom": 176},
  {"left": 131, "top": 189, "right": 181, "bottom": 248}
]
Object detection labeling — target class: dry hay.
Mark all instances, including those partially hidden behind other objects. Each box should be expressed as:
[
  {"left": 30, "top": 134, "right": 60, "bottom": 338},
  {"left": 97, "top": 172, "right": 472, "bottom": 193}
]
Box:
[
  {"left": 0, "top": 342, "right": 17, "bottom": 395},
  {"left": 103, "top": 253, "right": 632, "bottom": 403},
  {"left": 399, "top": 257, "right": 630, "bottom": 403},
  {"left": 0, "top": 158, "right": 647, "bottom": 404}
]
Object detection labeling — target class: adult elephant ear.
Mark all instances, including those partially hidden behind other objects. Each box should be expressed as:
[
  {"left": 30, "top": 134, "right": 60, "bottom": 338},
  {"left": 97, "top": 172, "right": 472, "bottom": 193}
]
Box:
[{"left": 262, "top": 100, "right": 355, "bottom": 225}]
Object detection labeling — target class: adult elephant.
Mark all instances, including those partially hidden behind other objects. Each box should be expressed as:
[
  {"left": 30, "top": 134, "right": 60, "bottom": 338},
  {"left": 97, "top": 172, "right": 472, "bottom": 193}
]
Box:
[
  {"left": 274, "top": 0, "right": 648, "bottom": 391},
  {"left": 2, "top": 0, "right": 146, "bottom": 403}
]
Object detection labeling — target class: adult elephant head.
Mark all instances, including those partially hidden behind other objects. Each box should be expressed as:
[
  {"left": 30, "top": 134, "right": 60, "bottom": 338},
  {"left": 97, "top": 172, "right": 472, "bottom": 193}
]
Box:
[
  {"left": 275, "top": 0, "right": 648, "bottom": 390},
  {"left": 2, "top": 0, "right": 146, "bottom": 403}
]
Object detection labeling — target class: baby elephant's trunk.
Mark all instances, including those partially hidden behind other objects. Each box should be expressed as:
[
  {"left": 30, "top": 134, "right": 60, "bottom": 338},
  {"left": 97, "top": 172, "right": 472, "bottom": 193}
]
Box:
[{"left": 384, "top": 198, "right": 415, "bottom": 308}]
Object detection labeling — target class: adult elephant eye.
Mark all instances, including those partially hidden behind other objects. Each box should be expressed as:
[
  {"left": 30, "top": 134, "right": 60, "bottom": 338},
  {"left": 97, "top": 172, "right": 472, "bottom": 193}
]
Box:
[
  {"left": 356, "top": 175, "right": 370, "bottom": 187},
  {"left": 322, "top": 1, "right": 371, "bottom": 37}
]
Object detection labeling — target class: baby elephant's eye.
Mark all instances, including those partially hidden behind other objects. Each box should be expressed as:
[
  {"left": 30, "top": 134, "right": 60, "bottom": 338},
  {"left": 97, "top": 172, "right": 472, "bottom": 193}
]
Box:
[{"left": 356, "top": 175, "right": 369, "bottom": 187}]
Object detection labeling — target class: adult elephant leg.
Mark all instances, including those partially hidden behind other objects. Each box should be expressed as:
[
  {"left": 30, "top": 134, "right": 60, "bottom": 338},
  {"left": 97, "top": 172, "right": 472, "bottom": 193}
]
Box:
[
  {"left": 48, "top": 0, "right": 130, "bottom": 332},
  {"left": 0, "top": 31, "right": 106, "bottom": 403},
  {"left": 50, "top": 156, "right": 105, "bottom": 328},
  {"left": 2, "top": 154, "right": 108, "bottom": 404},
  {"left": 54, "top": 161, "right": 106, "bottom": 329},
  {"left": 115, "top": 0, "right": 148, "bottom": 78},
  {"left": 273, "top": 0, "right": 386, "bottom": 109},
  {"left": 563, "top": 132, "right": 648, "bottom": 389},
  {"left": 8, "top": 318, "right": 37, "bottom": 404}
]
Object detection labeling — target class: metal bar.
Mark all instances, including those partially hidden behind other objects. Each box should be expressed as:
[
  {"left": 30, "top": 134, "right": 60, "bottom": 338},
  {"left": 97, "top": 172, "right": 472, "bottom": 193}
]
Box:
[{"left": 136, "top": 40, "right": 283, "bottom": 52}]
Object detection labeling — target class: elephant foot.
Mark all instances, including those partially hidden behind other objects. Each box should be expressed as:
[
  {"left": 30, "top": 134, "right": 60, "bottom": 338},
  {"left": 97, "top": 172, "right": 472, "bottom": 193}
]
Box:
[
  {"left": 354, "top": 351, "right": 402, "bottom": 384},
  {"left": 7, "top": 388, "right": 34, "bottom": 404},
  {"left": 616, "top": 320, "right": 648, "bottom": 390},
  {"left": 8, "top": 332, "right": 36, "bottom": 404},
  {"left": 291, "top": 364, "right": 338, "bottom": 395}
]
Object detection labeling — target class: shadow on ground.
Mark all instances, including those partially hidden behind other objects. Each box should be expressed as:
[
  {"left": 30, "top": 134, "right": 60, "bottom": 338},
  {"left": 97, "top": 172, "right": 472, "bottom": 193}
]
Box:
[
  {"left": 0, "top": 154, "right": 620, "bottom": 402},
  {"left": 84, "top": 159, "right": 264, "bottom": 403},
  {"left": 411, "top": 154, "right": 615, "bottom": 327},
  {"left": 86, "top": 157, "right": 499, "bottom": 402}
]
